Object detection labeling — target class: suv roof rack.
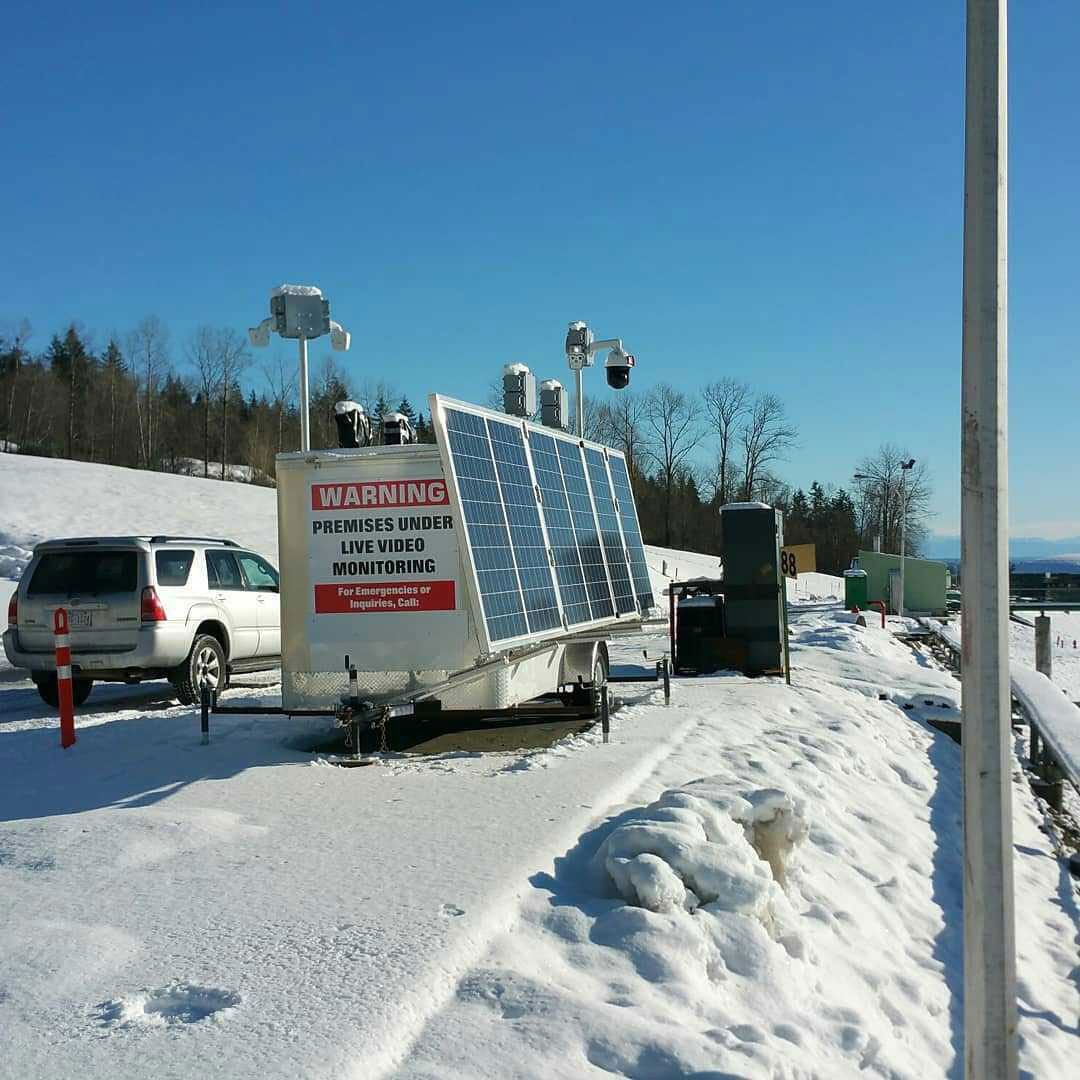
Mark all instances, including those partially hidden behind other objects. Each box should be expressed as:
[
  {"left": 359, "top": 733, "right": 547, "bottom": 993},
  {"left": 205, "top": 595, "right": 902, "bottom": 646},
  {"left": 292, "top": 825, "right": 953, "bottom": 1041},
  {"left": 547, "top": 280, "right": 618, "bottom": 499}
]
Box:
[{"left": 149, "top": 535, "right": 238, "bottom": 546}]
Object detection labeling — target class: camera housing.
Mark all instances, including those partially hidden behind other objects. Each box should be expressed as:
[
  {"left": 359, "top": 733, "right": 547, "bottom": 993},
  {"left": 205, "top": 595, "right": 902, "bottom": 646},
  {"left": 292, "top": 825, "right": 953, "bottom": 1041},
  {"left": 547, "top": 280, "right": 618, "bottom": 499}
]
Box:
[
  {"left": 382, "top": 411, "right": 417, "bottom": 446},
  {"left": 502, "top": 363, "right": 537, "bottom": 418},
  {"left": 539, "top": 379, "right": 568, "bottom": 431},
  {"left": 565, "top": 321, "right": 593, "bottom": 370},
  {"left": 604, "top": 348, "right": 635, "bottom": 390},
  {"left": 334, "top": 400, "right": 370, "bottom": 449}
]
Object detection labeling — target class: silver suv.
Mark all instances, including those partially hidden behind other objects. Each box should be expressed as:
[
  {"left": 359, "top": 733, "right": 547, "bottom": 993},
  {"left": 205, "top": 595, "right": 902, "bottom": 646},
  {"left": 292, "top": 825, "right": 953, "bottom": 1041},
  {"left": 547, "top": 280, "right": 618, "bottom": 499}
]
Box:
[{"left": 3, "top": 536, "right": 280, "bottom": 707}]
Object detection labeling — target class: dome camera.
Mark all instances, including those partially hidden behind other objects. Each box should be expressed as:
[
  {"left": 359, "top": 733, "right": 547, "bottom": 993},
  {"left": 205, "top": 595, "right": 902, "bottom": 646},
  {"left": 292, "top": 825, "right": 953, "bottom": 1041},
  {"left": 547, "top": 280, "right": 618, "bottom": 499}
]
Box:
[{"left": 605, "top": 348, "right": 635, "bottom": 390}]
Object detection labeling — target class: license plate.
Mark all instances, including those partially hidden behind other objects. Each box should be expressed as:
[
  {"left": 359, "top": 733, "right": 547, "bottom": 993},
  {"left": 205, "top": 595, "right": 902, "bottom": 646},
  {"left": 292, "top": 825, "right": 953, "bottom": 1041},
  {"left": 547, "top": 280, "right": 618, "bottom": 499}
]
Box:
[{"left": 69, "top": 610, "right": 93, "bottom": 629}]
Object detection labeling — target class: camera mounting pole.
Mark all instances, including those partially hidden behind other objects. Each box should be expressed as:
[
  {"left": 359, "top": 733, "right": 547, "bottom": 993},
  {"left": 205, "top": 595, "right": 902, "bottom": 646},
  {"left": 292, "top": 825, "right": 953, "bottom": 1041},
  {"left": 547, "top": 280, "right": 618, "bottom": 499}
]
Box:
[
  {"left": 564, "top": 321, "right": 636, "bottom": 437},
  {"left": 248, "top": 284, "right": 351, "bottom": 453}
]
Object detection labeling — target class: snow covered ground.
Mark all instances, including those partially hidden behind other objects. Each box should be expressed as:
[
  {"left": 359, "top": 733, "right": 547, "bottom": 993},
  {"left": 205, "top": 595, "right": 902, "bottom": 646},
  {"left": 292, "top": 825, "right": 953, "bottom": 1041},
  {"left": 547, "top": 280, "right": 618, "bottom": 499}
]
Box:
[{"left": 1, "top": 454, "right": 1078, "bottom": 1078}]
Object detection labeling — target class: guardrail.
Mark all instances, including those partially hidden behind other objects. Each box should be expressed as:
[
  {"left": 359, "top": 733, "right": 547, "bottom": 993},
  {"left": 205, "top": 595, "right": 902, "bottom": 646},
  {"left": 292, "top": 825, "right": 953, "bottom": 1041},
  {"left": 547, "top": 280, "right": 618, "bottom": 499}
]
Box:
[{"left": 922, "top": 620, "right": 1080, "bottom": 821}]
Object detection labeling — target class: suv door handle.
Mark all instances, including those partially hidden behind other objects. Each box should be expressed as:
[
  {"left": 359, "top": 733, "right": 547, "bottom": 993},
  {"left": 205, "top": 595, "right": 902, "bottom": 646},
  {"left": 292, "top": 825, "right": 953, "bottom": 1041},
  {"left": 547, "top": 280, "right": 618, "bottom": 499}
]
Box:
[{"left": 256, "top": 595, "right": 266, "bottom": 604}]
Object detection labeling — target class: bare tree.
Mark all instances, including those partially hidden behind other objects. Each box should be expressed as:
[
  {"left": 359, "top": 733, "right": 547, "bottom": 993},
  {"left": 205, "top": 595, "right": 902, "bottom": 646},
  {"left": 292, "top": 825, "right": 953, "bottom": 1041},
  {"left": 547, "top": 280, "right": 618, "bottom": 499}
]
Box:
[
  {"left": 215, "top": 329, "right": 249, "bottom": 479},
  {"left": 852, "top": 444, "right": 933, "bottom": 555},
  {"left": 739, "top": 392, "right": 797, "bottom": 500},
  {"left": 128, "top": 316, "right": 169, "bottom": 467},
  {"left": 188, "top": 326, "right": 221, "bottom": 478},
  {"left": 596, "top": 392, "right": 648, "bottom": 480},
  {"left": 702, "top": 377, "right": 751, "bottom": 506},
  {"left": 643, "top": 383, "right": 701, "bottom": 546},
  {"left": 263, "top": 351, "right": 295, "bottom": 456}
]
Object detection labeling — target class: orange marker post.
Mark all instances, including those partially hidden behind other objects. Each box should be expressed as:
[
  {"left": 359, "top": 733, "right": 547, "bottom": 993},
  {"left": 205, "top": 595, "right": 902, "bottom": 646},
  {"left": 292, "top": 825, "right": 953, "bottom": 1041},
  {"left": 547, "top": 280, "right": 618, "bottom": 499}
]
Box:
[{"left": 53, "top": 607, "right": 76, "bottom": 748}]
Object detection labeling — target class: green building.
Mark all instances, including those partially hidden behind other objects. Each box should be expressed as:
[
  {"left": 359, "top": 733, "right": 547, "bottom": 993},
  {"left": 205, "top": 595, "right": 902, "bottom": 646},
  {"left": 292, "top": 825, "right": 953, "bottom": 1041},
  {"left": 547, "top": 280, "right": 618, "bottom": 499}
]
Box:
[{"left": 855, "top": 550, "right": 949, "bottom": 616}]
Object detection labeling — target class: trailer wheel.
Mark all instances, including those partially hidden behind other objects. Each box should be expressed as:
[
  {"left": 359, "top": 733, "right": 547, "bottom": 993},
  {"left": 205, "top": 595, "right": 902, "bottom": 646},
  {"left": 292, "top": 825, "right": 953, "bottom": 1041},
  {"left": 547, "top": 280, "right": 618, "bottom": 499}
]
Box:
[{"left": 568, "top": 647, "right": 608, "bottom": 706}]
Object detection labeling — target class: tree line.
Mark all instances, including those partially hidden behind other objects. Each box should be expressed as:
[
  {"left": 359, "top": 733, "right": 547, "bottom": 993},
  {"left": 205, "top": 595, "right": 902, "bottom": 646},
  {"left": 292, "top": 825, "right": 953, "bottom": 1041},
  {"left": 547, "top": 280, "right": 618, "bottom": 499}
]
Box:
[
  {"left": 0, "top": 319, "right": 427, "bottom": 483},
  {"left": 1, "top": 318, "right": 932, "bottom": 572}
]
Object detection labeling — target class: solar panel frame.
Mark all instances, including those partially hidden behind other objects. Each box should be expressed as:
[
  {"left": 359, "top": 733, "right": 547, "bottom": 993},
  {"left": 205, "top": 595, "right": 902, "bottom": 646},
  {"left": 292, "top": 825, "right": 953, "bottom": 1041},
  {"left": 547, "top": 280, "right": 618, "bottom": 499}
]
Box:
[
  {"left": 430, "top": 395, "right": 644, "bottom": 654},
  {"left": 526, "top": 429, "right": 593, "bottom": 627},
  {"left": 486, "top": 416, "right": 564, "bottom": 636},
  {"left": 583, "top": 446, "right": 637, "bottom": 615},
  {"left": 441, "top": 406, "right": 531, "bottom": 644},
  {"left": 605, "top": 451, "right": 656, "bottom": 615}
]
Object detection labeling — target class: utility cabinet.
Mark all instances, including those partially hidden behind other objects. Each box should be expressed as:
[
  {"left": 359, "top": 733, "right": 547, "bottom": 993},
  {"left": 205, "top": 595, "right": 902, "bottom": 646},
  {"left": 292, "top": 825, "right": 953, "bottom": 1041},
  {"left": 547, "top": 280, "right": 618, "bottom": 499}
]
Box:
[{"left": 719, "top": 502, "right": 785, "bottom": 676}]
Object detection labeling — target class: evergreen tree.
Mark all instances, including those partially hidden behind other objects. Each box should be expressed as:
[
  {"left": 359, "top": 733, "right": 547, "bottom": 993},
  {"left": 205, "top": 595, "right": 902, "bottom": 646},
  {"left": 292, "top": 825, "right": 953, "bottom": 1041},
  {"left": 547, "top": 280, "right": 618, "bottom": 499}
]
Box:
[
  {"left": 101, "top": 339, "right": 125, "bottom": 463},
  {"left": 396, "top": 397, "right": 417, "bottom": 425}
]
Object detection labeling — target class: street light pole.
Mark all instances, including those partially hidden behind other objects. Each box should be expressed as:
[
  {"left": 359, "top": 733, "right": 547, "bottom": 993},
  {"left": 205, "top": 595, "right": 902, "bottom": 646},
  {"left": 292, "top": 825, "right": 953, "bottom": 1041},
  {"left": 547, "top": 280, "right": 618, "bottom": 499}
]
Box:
[
  {"left": 961, "top": 1, "right": 1017, "bottom": 1077},
  {"left": 298, "top": 336, "right": 310, "bottom": 452},
  {"left": 898, "top": 459, "right": 915, "bottom": 617}
]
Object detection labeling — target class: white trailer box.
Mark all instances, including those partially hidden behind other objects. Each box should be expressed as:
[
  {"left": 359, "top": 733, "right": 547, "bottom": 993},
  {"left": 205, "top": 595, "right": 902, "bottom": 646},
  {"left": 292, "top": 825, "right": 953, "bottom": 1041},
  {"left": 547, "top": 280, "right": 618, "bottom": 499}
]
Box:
[{"left": 276, "top": 396, "right": 654, "bottom": 713}]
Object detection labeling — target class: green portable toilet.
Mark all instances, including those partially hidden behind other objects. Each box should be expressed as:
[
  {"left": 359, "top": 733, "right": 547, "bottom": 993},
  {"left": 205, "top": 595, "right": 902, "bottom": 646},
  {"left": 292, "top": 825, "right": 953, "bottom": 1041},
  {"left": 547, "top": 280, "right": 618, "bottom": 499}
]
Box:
[{"left": 844, "top": 568, "right": 868, "bottom": 610}]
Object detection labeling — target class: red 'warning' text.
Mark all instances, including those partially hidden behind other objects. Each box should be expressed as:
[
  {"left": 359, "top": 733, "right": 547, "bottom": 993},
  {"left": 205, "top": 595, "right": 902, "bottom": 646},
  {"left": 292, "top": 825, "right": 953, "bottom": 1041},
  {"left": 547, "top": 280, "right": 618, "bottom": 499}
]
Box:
[
  {"left": 311, "top": 479, "right": 448, "bottom": 511},
  {"left": 314, "top": 580, "right": 456, "bottom": 614}
]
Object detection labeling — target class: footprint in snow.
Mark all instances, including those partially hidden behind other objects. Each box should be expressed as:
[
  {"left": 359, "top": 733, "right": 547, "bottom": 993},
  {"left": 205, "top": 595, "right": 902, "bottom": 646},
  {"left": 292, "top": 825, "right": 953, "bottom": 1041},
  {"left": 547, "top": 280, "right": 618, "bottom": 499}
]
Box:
[
  {"left": 97, "top": 983, "right": 240, "bottom": 1029},
  {"left": 439, "top": 904, "right": 466, "bottom": 918}
]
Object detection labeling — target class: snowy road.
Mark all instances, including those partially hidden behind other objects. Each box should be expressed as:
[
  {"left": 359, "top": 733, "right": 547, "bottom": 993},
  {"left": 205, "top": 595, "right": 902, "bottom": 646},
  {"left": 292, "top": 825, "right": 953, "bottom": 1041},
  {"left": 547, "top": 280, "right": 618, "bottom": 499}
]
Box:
[{"left": 2, "top": 606, "right": 1077, "bottom": 1079}]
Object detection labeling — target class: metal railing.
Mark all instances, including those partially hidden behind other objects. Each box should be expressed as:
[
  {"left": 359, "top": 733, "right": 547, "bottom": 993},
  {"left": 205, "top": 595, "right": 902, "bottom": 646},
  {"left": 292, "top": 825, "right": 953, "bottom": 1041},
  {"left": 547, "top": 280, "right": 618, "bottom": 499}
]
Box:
[{"left": 922, "top": 620, "right": 1080, "bottom": 822}]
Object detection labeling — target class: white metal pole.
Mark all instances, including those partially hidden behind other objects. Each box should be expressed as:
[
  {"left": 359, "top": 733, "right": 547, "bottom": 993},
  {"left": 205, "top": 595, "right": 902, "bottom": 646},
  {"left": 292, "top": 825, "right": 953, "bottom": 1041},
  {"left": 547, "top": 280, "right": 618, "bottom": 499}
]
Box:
[
  {"left": 961, "top": 1, "right": 1017, "bottom": 1077},
  {"left": 575, "top": 367, "right": 584, "bottom": 438},
  {"left": 298, "top": 335, "right": 311, "bottom": 452},
  {"left": 899, "top": 471, "right": 907, "bottom": 616}
]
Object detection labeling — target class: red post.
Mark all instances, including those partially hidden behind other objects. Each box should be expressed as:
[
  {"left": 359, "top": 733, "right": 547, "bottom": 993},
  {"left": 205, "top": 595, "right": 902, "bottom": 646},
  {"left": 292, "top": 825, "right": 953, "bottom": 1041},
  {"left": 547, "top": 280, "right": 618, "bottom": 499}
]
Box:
[
  {"left": 53, "top": 607, "right": 76, "bottom": 748},
  {"left": 869, "top": 600, "right": 887, "bottom": 629}
]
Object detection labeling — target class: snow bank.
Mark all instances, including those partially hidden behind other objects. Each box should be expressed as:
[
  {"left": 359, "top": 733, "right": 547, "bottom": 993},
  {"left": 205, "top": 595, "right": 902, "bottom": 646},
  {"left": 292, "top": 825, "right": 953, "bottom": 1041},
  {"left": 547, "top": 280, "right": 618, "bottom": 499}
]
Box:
[
  {"left": 0, "top": 454, "right": 278, "bottom": 581},
  {"left": 594, "top": 782, "right": 807, "bottom": 920}
]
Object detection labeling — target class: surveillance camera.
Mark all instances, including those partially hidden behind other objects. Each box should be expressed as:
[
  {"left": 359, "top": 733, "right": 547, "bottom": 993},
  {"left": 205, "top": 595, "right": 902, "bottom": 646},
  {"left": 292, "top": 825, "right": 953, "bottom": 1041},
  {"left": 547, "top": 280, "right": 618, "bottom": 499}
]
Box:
[
  {"left": 330, "top": 325, "right": 351, "bottom": 352},
  {"left": 605, "top": 349, "right": 635, "bottom": 390},
  {"left": 565, "top": 321, "right": 593, "bottom": 369},
  {"left": 248, "top": 320, "right": 271, "bottom": 348}
]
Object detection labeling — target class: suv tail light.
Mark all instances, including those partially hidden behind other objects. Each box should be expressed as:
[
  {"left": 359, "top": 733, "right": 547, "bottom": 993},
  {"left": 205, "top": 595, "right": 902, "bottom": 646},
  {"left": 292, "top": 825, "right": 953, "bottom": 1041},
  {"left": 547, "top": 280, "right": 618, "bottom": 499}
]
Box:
[
  {"left": 6, "top": 591, "right": 15, "bottom": 626},
  {"left": 141, "top": 586, "right": 167, "bottom": 622}
]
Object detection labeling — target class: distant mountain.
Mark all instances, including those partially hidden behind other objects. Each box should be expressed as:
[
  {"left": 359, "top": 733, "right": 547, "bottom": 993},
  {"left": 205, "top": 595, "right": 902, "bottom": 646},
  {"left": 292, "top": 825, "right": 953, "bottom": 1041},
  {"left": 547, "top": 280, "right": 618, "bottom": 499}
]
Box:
[{"left": 925, "top": 535, "right": 1080, "bottom": 561}]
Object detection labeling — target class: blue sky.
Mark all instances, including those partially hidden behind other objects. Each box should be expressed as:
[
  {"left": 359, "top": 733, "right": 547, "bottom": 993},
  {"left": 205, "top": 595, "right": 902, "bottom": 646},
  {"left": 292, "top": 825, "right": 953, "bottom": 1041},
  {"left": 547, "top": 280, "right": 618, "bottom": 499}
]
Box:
[{"left": 2, "top": 2, "right": 1076, "bottom": 540}]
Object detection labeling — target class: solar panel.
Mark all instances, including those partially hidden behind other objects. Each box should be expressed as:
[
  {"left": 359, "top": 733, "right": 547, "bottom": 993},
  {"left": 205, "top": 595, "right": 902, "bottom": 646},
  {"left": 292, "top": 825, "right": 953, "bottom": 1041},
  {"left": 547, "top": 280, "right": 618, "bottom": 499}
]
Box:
[
  {"left": 443, "top": 407, "right": 529, "bottom": 643},
  {"left": 607, "top": 453, "right": 655, "bottom": 614},
  {"left": 584, "top": 447, "right": 636, "bottom": 615},
  {"left": 527, "top": 431, "right": 592, "bottom": 626},
  {"left": 434, "top": 397, "right": 648, "bottom": 649},
  {"left": 486, "top": 418, "right": 562, "bottom": 634},
  {"left": 553, "top": 436, "right": 615, "bottom": 621}
]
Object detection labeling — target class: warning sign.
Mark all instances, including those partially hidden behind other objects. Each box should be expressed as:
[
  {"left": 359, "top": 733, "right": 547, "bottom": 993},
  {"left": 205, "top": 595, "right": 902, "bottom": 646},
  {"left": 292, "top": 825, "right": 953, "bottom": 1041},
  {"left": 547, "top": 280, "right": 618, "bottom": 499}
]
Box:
[
  {"left": 309, "top": 476, "right": 459, "bottom": 616},
  {"left": 314, "top": 580, "right": 456, "bottom": 614}
]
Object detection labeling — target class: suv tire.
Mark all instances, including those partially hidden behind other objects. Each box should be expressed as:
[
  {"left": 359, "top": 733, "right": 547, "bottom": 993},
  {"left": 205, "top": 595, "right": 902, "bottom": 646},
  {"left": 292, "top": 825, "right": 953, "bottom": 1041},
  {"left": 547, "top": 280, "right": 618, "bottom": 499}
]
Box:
[
  {"left": 34, "top": 674, "right": 94, "bottom": 708},
  {"left": 171, "top": 634, "right": 227, "bottom": 706}
]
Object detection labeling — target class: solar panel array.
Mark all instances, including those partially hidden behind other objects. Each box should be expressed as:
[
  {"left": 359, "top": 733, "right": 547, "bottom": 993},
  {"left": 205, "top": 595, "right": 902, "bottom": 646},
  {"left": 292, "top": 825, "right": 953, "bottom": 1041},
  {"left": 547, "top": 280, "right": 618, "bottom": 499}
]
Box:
[{"left": 436, "top": 398, "right": 655, "bottom": 648}]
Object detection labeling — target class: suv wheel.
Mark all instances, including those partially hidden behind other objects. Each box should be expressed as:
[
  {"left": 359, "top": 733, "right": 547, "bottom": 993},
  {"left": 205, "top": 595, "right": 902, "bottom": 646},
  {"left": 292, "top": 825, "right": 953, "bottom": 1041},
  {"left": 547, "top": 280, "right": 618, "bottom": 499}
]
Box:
[
  {"left": 171, "top": 634, "right": 227, "bottom": 706},
  {"left": 33, "top": 674, "right": 94, "bottom": 708}
]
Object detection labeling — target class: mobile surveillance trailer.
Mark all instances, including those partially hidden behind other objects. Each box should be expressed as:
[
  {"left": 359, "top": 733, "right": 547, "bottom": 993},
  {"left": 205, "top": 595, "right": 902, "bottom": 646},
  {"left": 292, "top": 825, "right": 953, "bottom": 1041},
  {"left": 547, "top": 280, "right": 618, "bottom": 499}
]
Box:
[{"left": 274, "top": 395, "right": 655, "bottom": 724}]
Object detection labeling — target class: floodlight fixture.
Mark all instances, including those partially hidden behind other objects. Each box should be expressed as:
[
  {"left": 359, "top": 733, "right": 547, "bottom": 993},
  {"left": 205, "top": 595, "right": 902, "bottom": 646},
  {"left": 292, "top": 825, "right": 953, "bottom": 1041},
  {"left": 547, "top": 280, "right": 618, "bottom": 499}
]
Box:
[{"left": 248, "top": 283, "right": 351, "bottom": 452}]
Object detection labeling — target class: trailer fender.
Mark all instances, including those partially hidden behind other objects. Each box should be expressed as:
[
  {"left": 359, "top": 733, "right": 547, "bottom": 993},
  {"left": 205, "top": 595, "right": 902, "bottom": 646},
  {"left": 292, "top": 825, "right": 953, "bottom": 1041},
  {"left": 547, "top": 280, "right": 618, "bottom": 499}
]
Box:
[{"left": 559, "top": 640, "right": 608, "bottom": 688}]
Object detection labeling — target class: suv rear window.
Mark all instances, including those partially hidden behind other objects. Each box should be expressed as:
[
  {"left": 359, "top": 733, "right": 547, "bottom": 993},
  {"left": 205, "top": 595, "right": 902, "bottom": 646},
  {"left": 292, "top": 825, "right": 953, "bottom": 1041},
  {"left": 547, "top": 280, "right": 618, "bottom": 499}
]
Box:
[
  {"left": 27, "top": 551, "right": 139, "bottom": 595},
  {"left": 155, "top": 549, "right": 194, "bottom": 586}
]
